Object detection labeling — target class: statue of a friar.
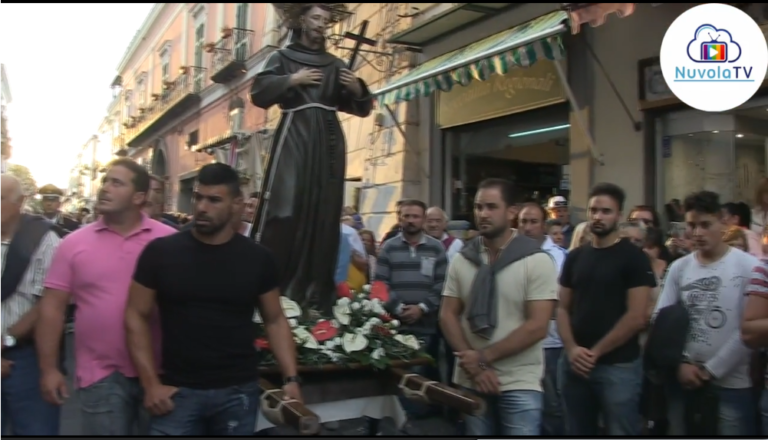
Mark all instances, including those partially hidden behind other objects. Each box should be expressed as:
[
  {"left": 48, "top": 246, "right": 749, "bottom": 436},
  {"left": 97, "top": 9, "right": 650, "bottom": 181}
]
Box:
[{"left": 249, "top": 3, "right": 374, "bottom": 313}]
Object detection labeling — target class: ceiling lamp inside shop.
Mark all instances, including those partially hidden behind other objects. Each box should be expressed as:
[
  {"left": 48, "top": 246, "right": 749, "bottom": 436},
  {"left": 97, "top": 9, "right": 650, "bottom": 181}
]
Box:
[{"left": 508, "top": 124, "right": 571, "bottom": 138}]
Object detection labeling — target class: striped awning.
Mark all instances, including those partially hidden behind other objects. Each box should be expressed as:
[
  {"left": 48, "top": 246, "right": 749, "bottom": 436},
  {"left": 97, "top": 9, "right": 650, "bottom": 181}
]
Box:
[{"left": 373, "top": 10, "right": 569, "bottom": 106}]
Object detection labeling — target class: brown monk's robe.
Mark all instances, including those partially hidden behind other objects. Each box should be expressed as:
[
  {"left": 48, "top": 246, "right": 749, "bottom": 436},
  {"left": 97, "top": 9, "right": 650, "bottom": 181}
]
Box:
[{"left": 249, "top": 40, "right": 373, "bottom": 314}]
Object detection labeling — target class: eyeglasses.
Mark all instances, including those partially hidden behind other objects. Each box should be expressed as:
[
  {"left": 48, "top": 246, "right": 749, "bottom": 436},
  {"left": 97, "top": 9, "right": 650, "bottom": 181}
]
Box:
[{"left": 629, "top": 217, "right": 653, "bottom": 226}]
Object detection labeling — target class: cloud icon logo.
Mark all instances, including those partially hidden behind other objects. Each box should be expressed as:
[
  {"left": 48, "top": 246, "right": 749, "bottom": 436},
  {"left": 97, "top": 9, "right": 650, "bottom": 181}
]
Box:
[{"left": 686, "top": 24, "right": 742, "bottom": 63}]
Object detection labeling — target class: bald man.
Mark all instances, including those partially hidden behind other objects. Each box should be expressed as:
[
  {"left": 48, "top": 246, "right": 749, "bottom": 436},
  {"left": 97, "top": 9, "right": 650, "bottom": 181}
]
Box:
[
  {"left": 425, "top": 206, "right": 463, "bottom": 262},
  {"left": 1, "top": 175, "right": 63, "bottom": 435}
]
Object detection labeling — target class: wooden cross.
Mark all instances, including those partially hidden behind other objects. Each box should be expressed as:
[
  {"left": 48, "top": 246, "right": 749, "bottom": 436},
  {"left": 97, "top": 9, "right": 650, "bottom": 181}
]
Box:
[{"left": 343, "top": 20, "right": 376, "bottom": 71}]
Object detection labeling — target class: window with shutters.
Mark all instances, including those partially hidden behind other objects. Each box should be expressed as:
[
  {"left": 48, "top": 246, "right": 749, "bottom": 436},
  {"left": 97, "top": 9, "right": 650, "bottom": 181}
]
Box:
[
  {"left": 194, "top": 23, "right": 205, "bottom": 91},
  {"left": 235, "top": 3, "right": 249, "bottom": 61}
]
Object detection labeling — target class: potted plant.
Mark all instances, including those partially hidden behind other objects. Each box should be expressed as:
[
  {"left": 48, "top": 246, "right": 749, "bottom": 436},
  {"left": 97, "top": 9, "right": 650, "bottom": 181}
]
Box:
[
  {"left": 151, "top": 93, "right": 160, "bottom": 101},
  {"left": 178, "top": 66, "right": 189, "bottom": 75},
  {"left": 138, "top": 107, "right": 147, "bottom": 114},
  {"left": 221, "top": 27, "right": 233, "bottom": 39},
  {"left": 204, "top": 42, "right": 216, "bottom": 53},
  {"left": 162, "top": 80, "right": 175, "bottom": 90}
]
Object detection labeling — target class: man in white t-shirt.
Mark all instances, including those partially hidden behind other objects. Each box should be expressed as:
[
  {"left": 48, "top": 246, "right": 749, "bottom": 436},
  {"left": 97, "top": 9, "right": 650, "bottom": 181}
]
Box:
[
  {"left": 653, "top": 191, "right": 759, "bottom": 435},
  {"left": 440, "top": 179, "right": 557, "bottom": 436}
]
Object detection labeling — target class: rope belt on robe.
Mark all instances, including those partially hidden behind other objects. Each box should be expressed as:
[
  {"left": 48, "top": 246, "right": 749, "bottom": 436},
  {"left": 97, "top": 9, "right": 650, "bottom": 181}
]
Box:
[{"left": 255, "top": 102, "right": 339, "bottom": 243}]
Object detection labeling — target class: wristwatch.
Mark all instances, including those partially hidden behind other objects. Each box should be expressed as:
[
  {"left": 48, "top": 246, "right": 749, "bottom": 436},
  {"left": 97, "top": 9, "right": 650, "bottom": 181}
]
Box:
[
  {"left": 478, "top": 350, "right": 489, "bottom": 371},
  {"left": 2, "top": 335, "right": 16, "bottom": 349},
  {"left": 283, "top": 375, "right": 302, "bottom": 385}
]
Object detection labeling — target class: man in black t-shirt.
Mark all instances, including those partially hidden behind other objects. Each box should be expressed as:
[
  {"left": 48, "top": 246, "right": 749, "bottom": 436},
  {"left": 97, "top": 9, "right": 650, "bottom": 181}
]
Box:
[
  {"left": 125, "top": 163, "right": 302, "bottom": 436},
  {"left": 556, "top": 183, "right": 655, "bottom": 436}
]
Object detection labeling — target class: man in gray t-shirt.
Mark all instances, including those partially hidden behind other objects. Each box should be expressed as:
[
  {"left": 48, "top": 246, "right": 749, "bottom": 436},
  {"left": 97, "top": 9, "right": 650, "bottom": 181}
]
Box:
[{"left": 653, "top": 191, "right": 759, "bottom": 436}]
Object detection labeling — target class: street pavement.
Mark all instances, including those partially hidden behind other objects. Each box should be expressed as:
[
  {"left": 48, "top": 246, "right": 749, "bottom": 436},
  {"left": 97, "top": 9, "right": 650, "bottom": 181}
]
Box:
[{"left": 58, "top": 334, "right": 456, "bottom": 436}]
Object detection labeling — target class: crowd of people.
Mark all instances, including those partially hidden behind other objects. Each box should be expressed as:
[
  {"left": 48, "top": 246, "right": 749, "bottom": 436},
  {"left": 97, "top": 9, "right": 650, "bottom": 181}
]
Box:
[{"left": 2, "top": 155, "right": 768, "bottom": 436}]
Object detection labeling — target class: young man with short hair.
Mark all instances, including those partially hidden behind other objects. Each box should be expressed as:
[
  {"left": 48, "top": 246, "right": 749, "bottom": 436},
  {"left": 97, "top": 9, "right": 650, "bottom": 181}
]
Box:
[
  {"left": 440, "top": 179, "right": 558, "bottom": 436},
  {"left": 655, "top": 191, "right": 758, "bottom": 435},
  {"left": 125, "top": 163, "right": 301, "bottom": 435},
  {"left": 557, "top": 182, "right": 655, "bottom": 436},
  {"left": 517, "top": 202, "right": 568, "bottom": 436},
  {"left": 545, "top": 219, "right": 565, "bottom": 248},
  {"left": 37, "top": 158, "right": 177, "bottom": 435}
]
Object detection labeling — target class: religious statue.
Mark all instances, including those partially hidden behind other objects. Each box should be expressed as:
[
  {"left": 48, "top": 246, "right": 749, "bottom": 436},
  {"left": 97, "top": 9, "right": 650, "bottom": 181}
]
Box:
[{"left": 249, "top": 3, "right": 374, "bottom": 313}]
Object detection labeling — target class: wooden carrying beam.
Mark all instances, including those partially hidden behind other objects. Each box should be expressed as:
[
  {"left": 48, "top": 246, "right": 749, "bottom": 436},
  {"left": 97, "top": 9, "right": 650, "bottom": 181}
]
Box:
[
  {"left": 259, "top": 378, "right": 321, "bottom": 435},
  {"left": 390, "top": 368, "right": 486, "bottom": 416}
]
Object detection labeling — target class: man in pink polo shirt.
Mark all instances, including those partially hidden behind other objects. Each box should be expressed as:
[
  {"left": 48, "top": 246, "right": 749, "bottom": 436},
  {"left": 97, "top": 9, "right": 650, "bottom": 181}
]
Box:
[{"left": 35, "top": 158, "right": 176, "bottom": 435}]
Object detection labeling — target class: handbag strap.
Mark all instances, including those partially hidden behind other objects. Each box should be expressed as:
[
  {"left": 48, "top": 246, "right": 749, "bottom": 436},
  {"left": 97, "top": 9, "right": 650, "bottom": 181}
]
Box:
[{"left": 1, "top": 214, "right": 53, "bottom": 302}]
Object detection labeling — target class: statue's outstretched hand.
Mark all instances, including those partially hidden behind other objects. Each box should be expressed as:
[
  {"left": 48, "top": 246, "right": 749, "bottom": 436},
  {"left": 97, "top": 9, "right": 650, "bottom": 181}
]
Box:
[{"left": 290, "top": 68, "right": 323, "bottom": 86}]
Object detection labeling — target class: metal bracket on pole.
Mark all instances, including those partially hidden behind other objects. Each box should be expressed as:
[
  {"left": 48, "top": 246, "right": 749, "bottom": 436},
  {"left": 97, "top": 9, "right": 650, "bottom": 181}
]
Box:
[
  {"left": 552, "top": 59, "right": 605, "bottom": 166},
  {"left": 382, "top": 103, "right": 430, "bottom": 180}
]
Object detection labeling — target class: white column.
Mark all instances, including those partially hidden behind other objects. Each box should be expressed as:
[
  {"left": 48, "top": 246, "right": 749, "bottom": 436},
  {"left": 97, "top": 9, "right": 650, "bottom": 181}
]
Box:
[
  {"left": 181, "top": 10, "right": 189, "bottom": 66},
  {"left": 217, "top": 3, "right": 225, "bottom": 33},
  {"left": 702, "top": 133, "right": 735, "bottom": 200}
]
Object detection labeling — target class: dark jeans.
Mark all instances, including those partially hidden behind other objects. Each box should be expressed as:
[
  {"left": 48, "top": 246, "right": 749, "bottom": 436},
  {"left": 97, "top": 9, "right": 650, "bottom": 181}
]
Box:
[
  {"left": 541, "top": 347, "right": 564, "bottom": 436},
  {"left": 1, "top": 346, "right": 61, "bottom": 435},
  {"left": 149, "top": 380, "right": 261, "bottom": 435},
  {"left": 559, "top": 354, "right": 643, "bottom": 436},
  {"left": 398, "top": 334, "right": 438, "bottom": 419},
  {"left": 78, "top": 370, "right": 148, "bottom": 435},
  {"left": 761, "top": 389, "right": 768, "bottom": 436},
  {"left": 666, "top": 380, "right": 755, "bottom": 436}
]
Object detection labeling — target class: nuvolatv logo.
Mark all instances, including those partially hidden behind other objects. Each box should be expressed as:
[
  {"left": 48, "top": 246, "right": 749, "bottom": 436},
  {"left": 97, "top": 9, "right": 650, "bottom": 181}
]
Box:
[{"left": 660, "top": 3, "right": 768, "bottom": 112}]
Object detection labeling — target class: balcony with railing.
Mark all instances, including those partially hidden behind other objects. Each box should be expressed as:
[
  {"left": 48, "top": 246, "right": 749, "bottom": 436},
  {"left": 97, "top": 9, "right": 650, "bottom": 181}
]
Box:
[
  {"left": 112, "top": 134, "right": 127, "bottom": 156},
  {"left": 209, "top": 27, "right": 254, "bottom": 84},
  {"left": 123, "top": 66, "right": 205, "bottom": 148}
]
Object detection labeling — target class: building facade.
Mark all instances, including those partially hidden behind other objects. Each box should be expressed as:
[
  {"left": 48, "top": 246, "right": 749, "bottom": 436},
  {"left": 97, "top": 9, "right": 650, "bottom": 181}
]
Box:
[
  {"left": 97, "top": 3, "right": 418, "bottom": 236},
  {"left": 369, "top": 3, "right": 768, "bottom": 227},
  {"left": 1, "top": 63, "right": 12, "bottom": 174},
  {"left": 66, "top": 135, "right": 99, "bottom": 212},
  {"left": 109, "top": 3, "right": 279, "bottom": 213}
]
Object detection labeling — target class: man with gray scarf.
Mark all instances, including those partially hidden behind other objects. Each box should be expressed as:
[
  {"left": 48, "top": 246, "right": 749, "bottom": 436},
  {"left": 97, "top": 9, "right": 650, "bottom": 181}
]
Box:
[{"left": 439, "top": 178, "right": 558, "bottom": 436}]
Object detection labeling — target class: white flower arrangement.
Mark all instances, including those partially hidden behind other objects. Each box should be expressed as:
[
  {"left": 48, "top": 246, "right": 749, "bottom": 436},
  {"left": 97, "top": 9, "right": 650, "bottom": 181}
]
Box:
[{"left": 254, "top": 286, "right": 427, "bottom": 370}]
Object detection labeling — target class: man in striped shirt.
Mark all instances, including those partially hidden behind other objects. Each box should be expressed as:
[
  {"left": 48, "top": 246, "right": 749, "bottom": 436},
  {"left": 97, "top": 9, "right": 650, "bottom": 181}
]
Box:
[
  {"left": 375, "top": 199, "right": 447, "bottom": 419},
  {"left": 741, "top": 258, "right": 768, "bottom": 435},
  {"left": 1, "top": 175, "right": 62, "bottom": 435},
  {"left": 376, "top": 199, "right": 448, "bottom": 338}
]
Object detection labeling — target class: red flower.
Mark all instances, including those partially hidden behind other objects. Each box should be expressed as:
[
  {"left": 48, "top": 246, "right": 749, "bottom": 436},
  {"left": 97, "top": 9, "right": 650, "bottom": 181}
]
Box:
[
  {"left": 336, "top": 282, "right": 353, "bottom": 299},
  {"left": 373, "top": 325, "right": 391, "bottom": 336},
  {"left": 255, "top": 338, "right": 270, "bottom": 350},
  {"left": 370, "top": 281, "right": 389, "bottom": 302},
  {"left": 311, "top": 321, "right": 338, "bottom": 342},
  {"left": 379, "top": 313, "right": 393, "bottom": 323}
]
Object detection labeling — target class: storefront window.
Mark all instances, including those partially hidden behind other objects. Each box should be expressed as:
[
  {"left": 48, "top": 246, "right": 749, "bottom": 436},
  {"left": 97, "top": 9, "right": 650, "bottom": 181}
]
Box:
[{"left": 659, "top": 130, "right": 766, "bottom": 208}]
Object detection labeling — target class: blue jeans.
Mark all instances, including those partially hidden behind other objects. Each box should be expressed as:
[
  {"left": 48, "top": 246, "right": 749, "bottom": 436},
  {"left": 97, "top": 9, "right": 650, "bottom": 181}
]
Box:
[
  {"left": 1, "top": 346, "right": 60, "bottom": 435},
  {"left": 78, "top": 370, "right": 149, "bottom": 435},
  {"left": 541, "top": 347, "right": 564, "bottom": 436},
  {"left": 666, "top": 380, "right": 755, "bottom": 435},
  {"left": 559, "top": 354, "right": 643, "bottom": 436},
  {"left": 149, "top": 380, "right": 261, "bottom": 435},
  {"left": 463, "top": 389, "right": 542, "bottom": 436}
]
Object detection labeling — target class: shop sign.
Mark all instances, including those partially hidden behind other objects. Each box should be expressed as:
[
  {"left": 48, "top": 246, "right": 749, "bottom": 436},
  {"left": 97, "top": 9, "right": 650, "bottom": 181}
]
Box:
[{"left": 436, "top": 60, "right": 566, "bottom": 128}]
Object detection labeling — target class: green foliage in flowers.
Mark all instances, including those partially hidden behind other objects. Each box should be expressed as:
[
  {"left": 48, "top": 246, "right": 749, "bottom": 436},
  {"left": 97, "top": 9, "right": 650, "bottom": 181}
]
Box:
[{"left": 254, "top": 287, "right": 428, "bottom": 371}]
